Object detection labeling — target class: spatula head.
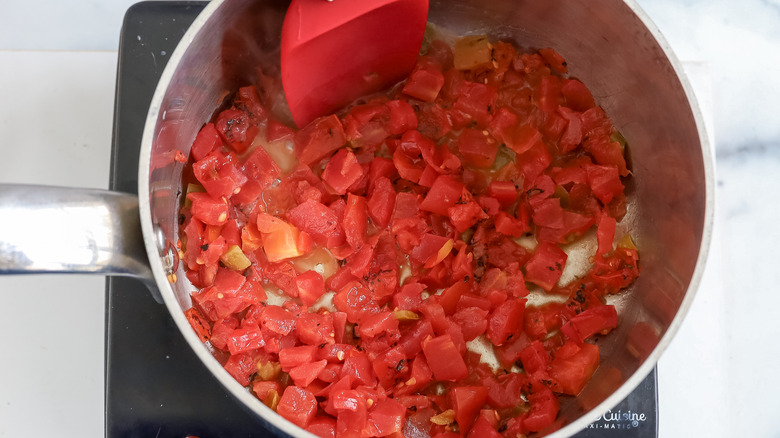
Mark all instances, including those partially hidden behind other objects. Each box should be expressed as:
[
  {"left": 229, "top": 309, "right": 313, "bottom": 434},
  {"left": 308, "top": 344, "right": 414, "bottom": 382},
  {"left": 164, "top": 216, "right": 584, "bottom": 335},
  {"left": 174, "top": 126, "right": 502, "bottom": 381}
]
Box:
[{"left": 281, "top": 0, "right": 429, "bottom": 128}]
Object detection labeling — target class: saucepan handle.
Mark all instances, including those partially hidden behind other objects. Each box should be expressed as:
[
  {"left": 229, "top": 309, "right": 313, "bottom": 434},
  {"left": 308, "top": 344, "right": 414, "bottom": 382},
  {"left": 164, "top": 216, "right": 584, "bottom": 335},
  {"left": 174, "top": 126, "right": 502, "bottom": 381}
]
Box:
[{"left": 0, "top": 184, "right": 159, "bottom": 298}]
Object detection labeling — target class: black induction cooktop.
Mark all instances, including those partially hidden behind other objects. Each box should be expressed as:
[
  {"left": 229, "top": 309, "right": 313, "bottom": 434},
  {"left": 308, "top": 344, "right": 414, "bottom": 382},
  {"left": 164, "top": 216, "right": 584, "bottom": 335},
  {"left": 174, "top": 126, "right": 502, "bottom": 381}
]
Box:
[{"left": 105, "top": 3, "right": 659, "bottom": 437}]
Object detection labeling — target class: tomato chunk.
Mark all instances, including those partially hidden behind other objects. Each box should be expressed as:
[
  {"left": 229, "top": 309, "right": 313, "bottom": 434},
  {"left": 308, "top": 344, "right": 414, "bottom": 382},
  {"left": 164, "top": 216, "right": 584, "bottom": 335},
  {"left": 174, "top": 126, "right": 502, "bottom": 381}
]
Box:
[
  {"left": 422, "top": 334, "right": 468, "bottom": 381},
  {"left": 420, "top": 175, "right": 464, "bottom": 216},
  {"left": 524, "top": 242, "right": 567, "bottom": 291},
  {"left": 278, "top": 386, "right": 318, "bottom": 428}
]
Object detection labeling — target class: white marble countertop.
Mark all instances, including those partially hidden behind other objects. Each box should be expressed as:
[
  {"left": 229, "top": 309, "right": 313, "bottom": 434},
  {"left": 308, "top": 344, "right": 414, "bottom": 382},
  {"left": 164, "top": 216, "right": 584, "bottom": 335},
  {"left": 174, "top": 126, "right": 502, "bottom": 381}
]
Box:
[{"left": 0, "top": 1, "right": 778, "bottom": 437}]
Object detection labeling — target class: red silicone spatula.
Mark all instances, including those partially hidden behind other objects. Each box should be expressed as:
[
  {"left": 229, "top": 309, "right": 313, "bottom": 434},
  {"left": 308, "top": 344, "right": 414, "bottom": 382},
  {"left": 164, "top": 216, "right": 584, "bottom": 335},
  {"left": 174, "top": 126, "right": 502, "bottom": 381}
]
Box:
[{"left": 281, "top": 0, "right": 429, "bottom": 128}]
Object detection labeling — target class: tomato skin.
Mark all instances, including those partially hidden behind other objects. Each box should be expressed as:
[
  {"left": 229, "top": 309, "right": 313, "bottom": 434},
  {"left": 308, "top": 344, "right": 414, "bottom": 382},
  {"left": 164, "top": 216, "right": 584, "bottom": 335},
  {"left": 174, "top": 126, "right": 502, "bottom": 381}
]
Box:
[{"left": 277, "top": 386, "right": 318, "bottom": 428}]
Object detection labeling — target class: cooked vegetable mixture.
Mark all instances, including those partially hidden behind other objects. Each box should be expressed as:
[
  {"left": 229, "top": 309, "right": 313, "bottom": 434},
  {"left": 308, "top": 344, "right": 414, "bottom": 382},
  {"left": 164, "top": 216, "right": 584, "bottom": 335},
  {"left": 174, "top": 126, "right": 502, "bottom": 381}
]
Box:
[{"left": 180, "top": 35, "right": 640, "bottom": 437}]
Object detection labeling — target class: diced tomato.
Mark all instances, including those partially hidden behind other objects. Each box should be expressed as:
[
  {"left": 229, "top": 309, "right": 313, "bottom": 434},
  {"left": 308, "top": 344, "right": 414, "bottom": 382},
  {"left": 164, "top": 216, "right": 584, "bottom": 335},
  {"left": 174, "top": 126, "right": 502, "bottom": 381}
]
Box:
[
  {"left": 296, "top": 311, "right": 334, "bottom": 346},
  {"left": 223, "top": 350, "right": 263, "bottom": 386},
  {"left": 366, "top": 176, "right": 396, "bottom": 229},
  {"left": 226, "top": 326, "right": 265, "bottom": 355},
  {"left": 518, "top": 340, "right": 550, "bottom": 374},
  {"left": 358, "top": 311, "right": 399, "bottom": 339},
  {"left": 548, "top": 341, "right": 600, "bottom": 395},
  {"left": 306, "top": 416, "right": 337, "bottom": 438},
  {"left": 486, "top": 372, "right": 525, "bottom": 409},
  {"left": 561, "top": 304, "right": 618, "bottom": 343},
  {"left": 450, "top": 307, "right": 487, "bottom": 342},
  {"left": 215, "top": 108, "right": 258, "bottom": 153},
  {"left": 524, "top": 242, "right": 567, "bottom": 291},
  {"left": 322, "top": 149, "right": 365, "bottom": 195},
  {"left": 420, "top": 175, "right": 464, "bottom": 216},
  {"left": 586, "top": 163, "right": 624, "bottom": 204},
  {"left": 467, "top": 416, "right": 503, "bottom": 438},
  {"left": 341, "top": 351, "right": 377, "bottom": 387},
  {"left": 278, "top": 386, "right": 318, "bottom": 428},
  {"left": 184, "top": 307, "right": 211, "bottom": 342},
  {"left": 279, "top": 345, "right": 318, "bottom": 372},
  {"left": 561, "top": 78, "right": 595, "bottom": 111},
  {"left": 191, "top": 123, "right": 223, "bottom": 161},
  {"left": 296, "top": 270, "right": 327, "bottom": 307},
  {"left": 487, "top": 181, "right": 518, "bottom": 207},
  {"left": 452, "top": 81, "right": 497, "bottom": 127},
  {"left": 486, "top": 298, "right": 526, "bottom": 346},
  {"left": 522, "top": 385, "right": 559, "bottom": 432},
  {"left": 187, "top": 192, "right": 229, "bottom": 226},
  {"left": 260, "top": 305, "right": 297, "bottom": 336},
  {"left": 422, "top": 334, "right": 468, "bottom": 381},
  {"left": 256, "top": 213, "right": 303, "bottom": 262},
  {"left": 403, "top": 66, "right": 445, "bottom": 102},
  {"left": 295, "top": 114, "right": 347, "bottom": 166},
  {"left": 410, "top": 233, "right": 453, "bottom": 267},
  {"left": 457, "top": 128, "right": 498, "bottom": 168},
  {"left": 286, "top": 200, "right": 340, "bottom": 246},
  {"left": 343, "top": 194, "right": 368, "bottom": 249},
  {"left": 386, "top": 99, "right": 418, "bottom": 134},
  {"left": 289, "top": 359, "right": 328, "bottom": 387},
  {"left": 366, "top": 398, "right": 406, "bottom": 437},
  {"left": 451, "top": 386, "right": 489, "bottom": 432},
  {"left": 538, "top": 47, "right": 568, "bottom": 74},
  {"left": 243, "top": 144, "right": 281, "bottom": 192},
  {"left": 333, "top": 280, "right": 380, "bottom": 324}
]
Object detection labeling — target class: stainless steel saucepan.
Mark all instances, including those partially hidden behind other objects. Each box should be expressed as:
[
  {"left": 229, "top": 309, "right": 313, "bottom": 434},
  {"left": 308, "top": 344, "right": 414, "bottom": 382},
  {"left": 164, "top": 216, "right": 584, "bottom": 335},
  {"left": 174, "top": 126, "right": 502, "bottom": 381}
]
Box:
[{"left": 0, "top": 0, "right": 713, "bottom": 436}]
